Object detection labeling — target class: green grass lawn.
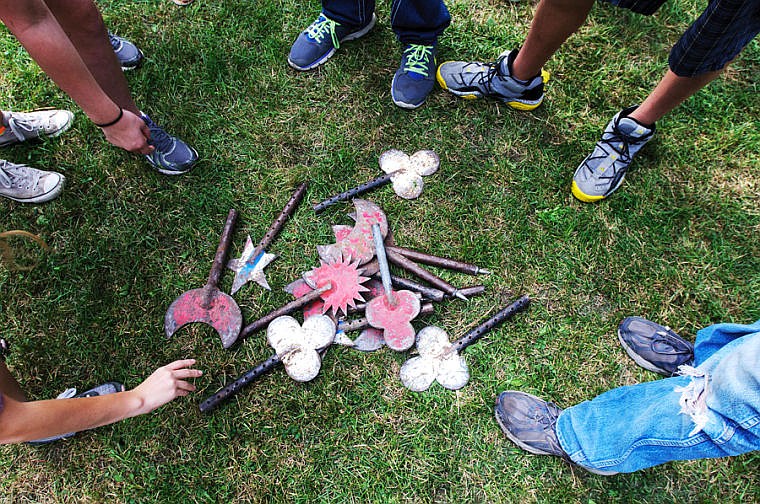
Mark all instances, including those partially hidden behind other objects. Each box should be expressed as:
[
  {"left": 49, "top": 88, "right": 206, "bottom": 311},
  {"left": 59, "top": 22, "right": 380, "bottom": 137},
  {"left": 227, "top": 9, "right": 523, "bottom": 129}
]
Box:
[{"left": 1, "top": 0, "right": 758, "bottom": 501}]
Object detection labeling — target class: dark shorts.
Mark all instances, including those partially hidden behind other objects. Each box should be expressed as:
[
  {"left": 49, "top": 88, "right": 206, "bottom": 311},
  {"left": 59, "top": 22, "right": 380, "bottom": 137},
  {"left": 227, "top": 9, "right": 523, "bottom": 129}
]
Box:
[{"left": 605, "top": 0, "right": 760, "bottom": 76}]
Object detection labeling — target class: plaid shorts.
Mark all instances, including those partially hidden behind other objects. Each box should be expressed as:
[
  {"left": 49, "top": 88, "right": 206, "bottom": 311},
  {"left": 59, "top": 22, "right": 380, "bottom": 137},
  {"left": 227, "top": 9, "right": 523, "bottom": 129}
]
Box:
[{"left": 606, "top": 0, "right": 760, "bottom": 76}]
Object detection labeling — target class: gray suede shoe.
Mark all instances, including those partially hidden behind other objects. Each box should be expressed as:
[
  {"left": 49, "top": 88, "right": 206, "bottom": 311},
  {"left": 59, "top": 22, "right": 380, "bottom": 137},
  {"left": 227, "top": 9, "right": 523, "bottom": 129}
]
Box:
[
  {"left": 618, "top": 316, "right": 694, "bottom": 376},
  {"left": 495, "top": 391, "right": 618, "bottom": 476}
]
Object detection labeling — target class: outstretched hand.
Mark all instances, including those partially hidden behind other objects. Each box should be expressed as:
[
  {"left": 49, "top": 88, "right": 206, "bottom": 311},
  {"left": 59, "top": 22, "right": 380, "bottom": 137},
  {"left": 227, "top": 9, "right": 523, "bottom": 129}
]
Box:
[
  {"left": 130, "top": 359, "right": 202, "bottom": 416},
  {"left": 100, "top": 109, "right": 154, "bottom": 155}
]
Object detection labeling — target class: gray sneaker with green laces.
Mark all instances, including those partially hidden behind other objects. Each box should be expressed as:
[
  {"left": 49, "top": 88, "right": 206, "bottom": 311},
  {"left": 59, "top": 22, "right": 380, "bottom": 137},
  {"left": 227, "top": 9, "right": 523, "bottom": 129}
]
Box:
[
  {"left": 288, "top": 13, "right": 376, "bottom": 71},
  {"left": 391, "top": 43, "right": 437, "bottom": 109},
  {"left": 0, "top": 109, "right": 74, "bottom": 147},
  {"left": 0, "top": 160, "right": 65, "bottom": 203}
]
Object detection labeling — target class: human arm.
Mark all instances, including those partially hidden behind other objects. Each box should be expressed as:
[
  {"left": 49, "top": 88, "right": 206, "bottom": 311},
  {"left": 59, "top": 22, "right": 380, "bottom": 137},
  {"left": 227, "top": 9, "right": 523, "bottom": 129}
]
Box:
[
  {"left": 0, "top": 359, "right": 202, "bottom": 444},
  {"left": 0, "top": 0, "right": 153, "bottom": 153}
]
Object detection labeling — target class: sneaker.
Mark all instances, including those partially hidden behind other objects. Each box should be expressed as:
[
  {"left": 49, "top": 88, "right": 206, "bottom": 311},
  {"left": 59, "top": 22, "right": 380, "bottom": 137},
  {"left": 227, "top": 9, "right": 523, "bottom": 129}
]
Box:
[
  {"left": 109, "top": 32, "right": 144, "bottom": 71},
  {"left": 617, "top": 316, "right": 694, "bottom": 376},
  {"left": 141, "top": 114, "right": 198, "bottom": 175},
  {"left": 0, "top": 160, "right": 65, "bottom": 203},
  {"left": 391, "top": 44, "right": 437, "bottom": 109},
  {"left": 571, "top": 106, "right": 655, "bottom": 203},
  {"left": 0, "top": 109, "right": 74, "bottom": 147},
  {"left": 27, "top": 382, "right": 125, "bottom": 445},
  {"left": 436, "top": 49, "right": 549, "bottom": 111},
  {"left": 495, "top": 391, "right": 617, "bottom": 476},
  {"left": 288, "top": 13, "right": 376, "bottom": 71}
]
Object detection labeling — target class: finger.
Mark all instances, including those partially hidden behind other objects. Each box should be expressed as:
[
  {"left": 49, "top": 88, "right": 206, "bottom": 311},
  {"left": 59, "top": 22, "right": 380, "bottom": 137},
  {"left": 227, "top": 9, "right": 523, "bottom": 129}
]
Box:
[
  {"left": 175, "top": 380, "right": 196, "bottom": 392},
  {"left": 141, "top": 123, "right": 151, "bottom": 139},
  {"left": 176, "top": 389, "right": 189, "bottom": 397},
  {"left": 166, "top": 359, "right": 197, "bottom": 370},
  {"left": 173, "top": 368, "right": 203, "bottom": 379}
]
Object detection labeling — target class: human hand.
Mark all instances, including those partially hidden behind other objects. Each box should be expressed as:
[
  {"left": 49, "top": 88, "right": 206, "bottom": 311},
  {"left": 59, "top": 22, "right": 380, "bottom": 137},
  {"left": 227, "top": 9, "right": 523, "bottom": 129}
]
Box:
[
  {"left": 129, "top": 359, "right": 202, "bottom": 416},
  {"left": 100, "top": 109, "right": 154, "bottom": 155}
]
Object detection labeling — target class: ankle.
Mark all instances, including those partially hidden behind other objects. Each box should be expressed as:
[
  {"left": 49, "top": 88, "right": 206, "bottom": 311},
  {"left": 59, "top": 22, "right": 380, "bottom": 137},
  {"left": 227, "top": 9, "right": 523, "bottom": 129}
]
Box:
[{"left": 508, "top": 50, "right": 540, "bottom": 82}]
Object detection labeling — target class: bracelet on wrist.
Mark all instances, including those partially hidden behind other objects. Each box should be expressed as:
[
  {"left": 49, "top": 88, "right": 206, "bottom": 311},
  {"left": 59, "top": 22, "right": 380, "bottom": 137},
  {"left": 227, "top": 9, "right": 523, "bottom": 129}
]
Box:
[{"left": 94, "top": 107, "right": 124, "bottom": 128}]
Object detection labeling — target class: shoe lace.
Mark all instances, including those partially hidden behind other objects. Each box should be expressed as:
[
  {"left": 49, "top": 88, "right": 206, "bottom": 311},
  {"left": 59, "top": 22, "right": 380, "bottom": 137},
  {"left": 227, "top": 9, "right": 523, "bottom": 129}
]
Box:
[
  {"left": 402, "top": 44, "right": 434, "bottom": 77},
  {"left": 533, "top": 404, "right": 560, "bottom": 432},
  {"left": 307, "top": 16, "right": 341, "bottom": 48},
  {"left": 141, "top": 114, "right": 174, "bottom": 152},
  {"left": 7, "top": 114, "right": 40, "bottom": 142},
  {"left": 581, "top": 123, "right": 633, "bottom": 182},
  {"left": 0, "top": 160, "right": 39, "bottom": 191},
  {"left": 465, "top": 59, "right": 502, "bottom": 94},
  {"left": 109, "top": 33, "right": 120, "bottom": 51}
]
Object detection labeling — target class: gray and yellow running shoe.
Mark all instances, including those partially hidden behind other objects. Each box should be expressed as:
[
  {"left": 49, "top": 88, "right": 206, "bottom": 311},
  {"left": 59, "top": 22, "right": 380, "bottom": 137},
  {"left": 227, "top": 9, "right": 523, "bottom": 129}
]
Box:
[
  {"left": 436, "top": 49, "right": 549, "bottom": 111},
  {"left": 572, "top": 106, "right": 655, "bottom": 203}
]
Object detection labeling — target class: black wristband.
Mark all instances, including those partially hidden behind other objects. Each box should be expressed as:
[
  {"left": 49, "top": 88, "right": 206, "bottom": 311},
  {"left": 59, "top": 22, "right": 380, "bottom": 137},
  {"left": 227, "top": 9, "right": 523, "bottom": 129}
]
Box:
[{"left": 94, "top": 107, "right": 124, "bottom": 128}]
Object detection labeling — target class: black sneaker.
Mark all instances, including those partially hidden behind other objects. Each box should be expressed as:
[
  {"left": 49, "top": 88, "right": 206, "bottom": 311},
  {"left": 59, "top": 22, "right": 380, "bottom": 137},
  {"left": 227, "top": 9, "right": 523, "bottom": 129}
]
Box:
[
  {"left": 617, "top": 316, "right": 694, "bottom": 376},
  {"left": 495, "top": 391, "right": 618, "bottom": 476}
]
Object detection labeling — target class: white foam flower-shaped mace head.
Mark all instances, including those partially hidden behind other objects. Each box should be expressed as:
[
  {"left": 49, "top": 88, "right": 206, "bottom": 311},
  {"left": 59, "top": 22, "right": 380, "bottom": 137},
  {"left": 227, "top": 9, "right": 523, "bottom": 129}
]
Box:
[
  {"left": 399, "top": 326, "right": 470, "bottom": 392},
  {"left": 266, "top": 315, "right": 336, "bottom": 382},
  {"left": 378, "top": 149, "right": 440, "bottom": 200}
]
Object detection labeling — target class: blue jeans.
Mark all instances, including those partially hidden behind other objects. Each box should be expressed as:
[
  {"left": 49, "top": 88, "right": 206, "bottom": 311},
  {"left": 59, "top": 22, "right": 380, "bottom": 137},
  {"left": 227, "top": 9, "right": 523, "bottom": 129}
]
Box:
[
  {"left": 556, "top": 320, "right": 760, "bottom": 473},
  {"left": 322, "top": 0, "right": 450, "bottom": 44}
]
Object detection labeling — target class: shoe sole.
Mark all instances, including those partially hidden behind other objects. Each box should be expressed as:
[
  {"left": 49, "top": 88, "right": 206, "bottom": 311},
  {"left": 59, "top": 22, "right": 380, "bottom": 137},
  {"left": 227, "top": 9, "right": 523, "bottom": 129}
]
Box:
[
  {"left": 570, "top": 180, "right": 605, "bottom": 203},
  {"left": 287, "top": 13, "right": 377, "bottom": 71},
  {"left": 145, "top": 146, "right": 199, "bottom": 176},
  {"left": 120, "top": 52, "right": 145, "bottom": 71},
  {"left": 494, "top": 398, "right": 618, "bottom": 476},
  {"left": 436, "top": 68, "right": 550, "bottom": 111},
  {"left": 570, "top": 168, "right": 627, "bottom": 203},
  {"left": 617, "top": 326, "right": 672, "bottom": 376}
]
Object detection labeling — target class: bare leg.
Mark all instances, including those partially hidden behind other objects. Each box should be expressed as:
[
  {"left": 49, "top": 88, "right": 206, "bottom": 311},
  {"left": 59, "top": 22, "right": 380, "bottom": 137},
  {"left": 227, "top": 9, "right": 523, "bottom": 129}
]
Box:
[
  {"left": 42, "top": 0, "right": 140, "bottom": 115},
  {"left": 629, "top": 68, "right": 722, "bottom": 125},
  {"left": 512, "top": 0, "right": 595, "bottom": 80},
  {"left": 0, "top": 362, "right": 27, "bottom": 402}
]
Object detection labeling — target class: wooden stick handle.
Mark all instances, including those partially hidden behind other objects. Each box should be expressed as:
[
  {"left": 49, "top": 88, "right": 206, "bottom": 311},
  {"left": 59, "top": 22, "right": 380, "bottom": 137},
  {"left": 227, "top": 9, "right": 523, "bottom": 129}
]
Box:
[
  {"left": 207, "top": 209, "right": 238, "bottom": 291},
  {"left": 250, "top": 182, "right": 308, "bottom": 260}
]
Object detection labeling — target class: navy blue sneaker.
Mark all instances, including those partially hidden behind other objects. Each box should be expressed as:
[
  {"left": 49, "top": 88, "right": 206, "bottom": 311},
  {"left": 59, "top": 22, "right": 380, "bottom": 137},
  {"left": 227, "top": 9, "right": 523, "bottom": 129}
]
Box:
[
  {"left": 141, "top": 114, "right": 198, "bottom": 175},
  {"left": 618, "top": 316, "right": 694, "bottom": 376},
  {"left": 109, "top": 33, "right": 144, "bottom": 71},
  {"left": 288, "top": 13, "right": 376, "bottom": 71},
  {"left": 391, "top": 44, "right": 437, "bottom": 109}
]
